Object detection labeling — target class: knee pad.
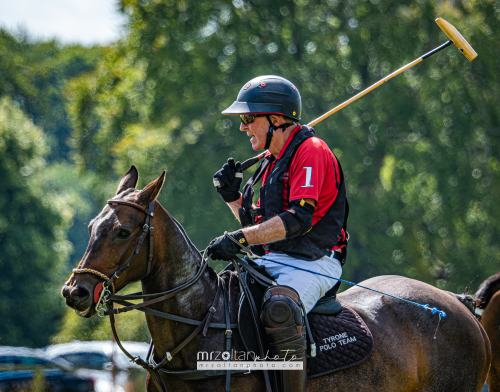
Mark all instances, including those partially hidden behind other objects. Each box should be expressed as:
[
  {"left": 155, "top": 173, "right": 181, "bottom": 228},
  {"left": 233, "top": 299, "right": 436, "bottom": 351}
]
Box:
[
  {"left": 261, "top": 286, "right": 303, "bottom": 328},
  {"left": 261, "top": 286, "right": 306, "bottom": 358}
]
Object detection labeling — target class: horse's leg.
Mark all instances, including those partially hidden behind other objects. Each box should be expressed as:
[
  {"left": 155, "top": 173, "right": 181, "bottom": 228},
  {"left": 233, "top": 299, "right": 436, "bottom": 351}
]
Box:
[{"left": 482, "top": 292, "right": 500, "bottom": 391}]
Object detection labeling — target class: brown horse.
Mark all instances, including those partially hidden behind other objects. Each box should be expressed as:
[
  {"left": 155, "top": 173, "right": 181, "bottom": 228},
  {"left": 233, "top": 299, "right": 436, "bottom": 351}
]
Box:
[
  {"left": 476, "top": 273, "right": 500, "bottom": 391},
  {"left": 62, "top": 167, "right": 491, "bottom": 392}
]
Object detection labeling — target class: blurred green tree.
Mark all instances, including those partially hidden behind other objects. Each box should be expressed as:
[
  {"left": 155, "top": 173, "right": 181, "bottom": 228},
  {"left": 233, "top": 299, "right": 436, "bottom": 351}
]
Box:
[
  {"left": 0, "top": 29, "right": 106, "bottom": 274},
  {"left": 0, "top": 30, "right": 109, "bottom": 346},
  {"left": 0, "top": 97, "right": 72, "bottom": 347},
  {"left": 0, "top": 29, "right": 102, "bottom": 161},
  {"left": 66, "top": 0, "right": 500, "bottom": 293}
]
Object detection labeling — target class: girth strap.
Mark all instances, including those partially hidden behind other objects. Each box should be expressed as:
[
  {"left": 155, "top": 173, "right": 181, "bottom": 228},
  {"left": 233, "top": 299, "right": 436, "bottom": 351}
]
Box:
[{"left": 158, "top": 368, "right": 249, "bottom": 380}]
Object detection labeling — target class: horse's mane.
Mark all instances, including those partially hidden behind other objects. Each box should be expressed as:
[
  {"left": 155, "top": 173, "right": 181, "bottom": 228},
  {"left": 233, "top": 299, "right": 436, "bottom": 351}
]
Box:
[
  {"left": 124, "top": 188, "right": 202, "bottom": 263},
  {"left": 475, "top": 271, "right": 500, "bottom": 307},
  {"left": 157, "top": 202, "right": 202, "bottom": 262}
]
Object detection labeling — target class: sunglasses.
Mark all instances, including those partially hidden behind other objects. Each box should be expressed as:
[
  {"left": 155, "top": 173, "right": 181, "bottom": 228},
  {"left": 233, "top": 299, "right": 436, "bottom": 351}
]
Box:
[{"left": 240, "top": 114, "right": 258, "bottom": 125}]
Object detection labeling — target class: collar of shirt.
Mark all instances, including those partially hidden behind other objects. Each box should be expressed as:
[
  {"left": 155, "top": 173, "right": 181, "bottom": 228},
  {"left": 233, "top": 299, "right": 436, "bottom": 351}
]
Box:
[{"left": 263, "top": 124, "right": 302, "bottom": 161}]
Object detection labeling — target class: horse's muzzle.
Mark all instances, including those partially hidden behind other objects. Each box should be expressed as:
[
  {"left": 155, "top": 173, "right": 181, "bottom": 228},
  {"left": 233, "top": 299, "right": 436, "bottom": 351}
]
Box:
[{"left": 62, "top": 284, "right": 92, "bottom": 313}]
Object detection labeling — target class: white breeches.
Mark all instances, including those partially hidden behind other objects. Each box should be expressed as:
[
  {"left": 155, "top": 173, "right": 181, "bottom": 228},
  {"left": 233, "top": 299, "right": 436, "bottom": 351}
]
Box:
[{"left": 253, "top": 252, "right": 343, "bottom": 313}]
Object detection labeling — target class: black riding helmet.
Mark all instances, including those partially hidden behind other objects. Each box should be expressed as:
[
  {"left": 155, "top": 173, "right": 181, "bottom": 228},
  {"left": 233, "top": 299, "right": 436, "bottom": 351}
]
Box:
[
  {"left": 222, "top": 75, "right": 301, "bottom": 121},
  {"left": 223, "top": 75, "right": 302, "bottom": 149}
]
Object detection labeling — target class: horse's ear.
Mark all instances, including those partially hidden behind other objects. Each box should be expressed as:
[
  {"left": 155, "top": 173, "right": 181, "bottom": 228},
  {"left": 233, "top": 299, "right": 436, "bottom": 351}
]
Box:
[
  {"left": 136, "top": 171, "right": 166, "bottom": 206},
  {"left": 116, "top": 165, "right": 139, "bottom": 195}
]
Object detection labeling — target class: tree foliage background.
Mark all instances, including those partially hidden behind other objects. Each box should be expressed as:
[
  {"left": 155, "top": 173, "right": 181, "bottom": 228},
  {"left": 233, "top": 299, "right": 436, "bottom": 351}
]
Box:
[{"left": 1, "top": 0, "right": 500, "bottom": 346}]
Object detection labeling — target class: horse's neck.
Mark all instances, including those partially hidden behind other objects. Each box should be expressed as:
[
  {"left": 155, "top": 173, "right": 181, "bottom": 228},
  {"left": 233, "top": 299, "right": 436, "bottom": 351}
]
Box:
[
  {"left": 142, "top": 206, "right": 220, "bottom": 361},
  {"left": 145, "top": 205, "right": 218, "bottom": 299}
]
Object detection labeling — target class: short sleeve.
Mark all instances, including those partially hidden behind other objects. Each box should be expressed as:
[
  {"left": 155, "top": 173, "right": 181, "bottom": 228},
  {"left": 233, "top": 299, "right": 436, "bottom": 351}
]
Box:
[{"left": 287, "top": 137, "right": 331, "bottom": 202}]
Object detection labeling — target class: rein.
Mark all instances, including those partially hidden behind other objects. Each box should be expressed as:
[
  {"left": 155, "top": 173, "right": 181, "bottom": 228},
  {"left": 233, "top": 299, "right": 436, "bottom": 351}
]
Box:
[
  {"left": 70, "top": 198, "right": 242, "bottom": 392},
  {"left": 225, "top": 231, "right": 448, "bottom": 319}
]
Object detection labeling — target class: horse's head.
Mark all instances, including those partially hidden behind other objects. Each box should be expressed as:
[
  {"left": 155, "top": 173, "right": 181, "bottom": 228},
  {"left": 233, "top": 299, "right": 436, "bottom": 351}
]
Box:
[{"left": 62, "top": 165, "right": 165, "bottom": 317}]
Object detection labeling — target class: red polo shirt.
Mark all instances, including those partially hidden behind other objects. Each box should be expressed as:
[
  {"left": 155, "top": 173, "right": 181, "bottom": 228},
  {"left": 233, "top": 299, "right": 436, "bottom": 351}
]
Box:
[{"left": 258, "top": 125, "right": 341, "bottom": 227}]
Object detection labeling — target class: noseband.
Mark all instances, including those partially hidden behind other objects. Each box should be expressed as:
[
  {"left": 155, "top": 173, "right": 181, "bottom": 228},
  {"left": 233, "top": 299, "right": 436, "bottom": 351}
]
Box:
[{"left": 71, "top": 199, "right": 155, "bottom": 316}]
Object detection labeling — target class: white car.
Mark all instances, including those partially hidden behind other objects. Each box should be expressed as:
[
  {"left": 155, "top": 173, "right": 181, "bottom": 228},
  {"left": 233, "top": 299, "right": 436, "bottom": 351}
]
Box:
[{"left": 45, "top": 341, "right": 150, "bottom": 392}]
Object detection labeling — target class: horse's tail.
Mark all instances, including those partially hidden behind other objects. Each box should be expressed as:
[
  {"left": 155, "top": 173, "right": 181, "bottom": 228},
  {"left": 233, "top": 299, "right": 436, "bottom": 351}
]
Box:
[
  {"left": 444, "top": 291, "right": 475, "bottom": 315},
  {"left": 475, "top": 272, "right": 500, "bottom": 310}
]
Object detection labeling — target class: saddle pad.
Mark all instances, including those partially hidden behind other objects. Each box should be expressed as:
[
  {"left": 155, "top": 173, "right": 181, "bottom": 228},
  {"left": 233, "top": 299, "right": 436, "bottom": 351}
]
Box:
[{"left": 307, "top": 305, "right": 373, "bottom": 379}]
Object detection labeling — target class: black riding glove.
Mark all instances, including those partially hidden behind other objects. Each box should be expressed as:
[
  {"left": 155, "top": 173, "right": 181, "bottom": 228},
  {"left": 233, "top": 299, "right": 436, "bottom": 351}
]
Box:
[
  {"left": 207, "top": 230, "right": 249, "bottom": 261},
  {"left": 213, "top": 158, "right": 243, "bottom": 203}
]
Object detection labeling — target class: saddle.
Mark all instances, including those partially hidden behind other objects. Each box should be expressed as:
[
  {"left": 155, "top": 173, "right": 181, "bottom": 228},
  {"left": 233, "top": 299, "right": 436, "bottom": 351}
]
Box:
[{"left": 221, "top": 258, "right": 373, "bottom": 382}]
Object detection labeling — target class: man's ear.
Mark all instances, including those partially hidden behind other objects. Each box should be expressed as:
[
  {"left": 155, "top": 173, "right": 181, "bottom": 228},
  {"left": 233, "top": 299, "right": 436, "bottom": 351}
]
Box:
[{"left": 270, "top": 115, "right": 286, "bottom": 127}]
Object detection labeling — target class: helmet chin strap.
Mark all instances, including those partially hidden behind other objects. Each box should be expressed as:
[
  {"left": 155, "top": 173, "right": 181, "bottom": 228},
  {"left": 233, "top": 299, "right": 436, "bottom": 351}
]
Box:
[{"left": 264, "top": 115, "right": 295, "bottom": 150}]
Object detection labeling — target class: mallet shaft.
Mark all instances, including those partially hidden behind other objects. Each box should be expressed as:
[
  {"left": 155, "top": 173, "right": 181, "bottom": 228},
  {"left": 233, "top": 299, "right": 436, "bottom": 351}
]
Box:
[
  {"left": 220, "top": 19, "right": 477, "bottom": 180},
  {"left": 307, "top": 40, "right": 453, "bottom": 127},
  {"left": 235, "top": 41, "right": 456, "bottom": 177}
]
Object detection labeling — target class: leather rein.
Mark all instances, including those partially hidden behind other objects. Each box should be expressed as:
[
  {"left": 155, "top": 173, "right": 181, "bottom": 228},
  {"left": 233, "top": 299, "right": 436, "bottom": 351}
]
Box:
[{"left": 71, "top": 199, "right": 242, "bottom": 392}]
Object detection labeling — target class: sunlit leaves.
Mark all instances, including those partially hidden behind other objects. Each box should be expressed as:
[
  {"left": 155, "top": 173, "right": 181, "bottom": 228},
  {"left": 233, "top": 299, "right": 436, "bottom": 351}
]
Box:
[{"left": 60, "top": 0, "right": 500, "bottom": 295}]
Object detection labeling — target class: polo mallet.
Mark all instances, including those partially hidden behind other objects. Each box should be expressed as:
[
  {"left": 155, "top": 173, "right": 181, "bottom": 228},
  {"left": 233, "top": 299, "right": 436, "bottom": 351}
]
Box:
[{"left": 214, "top": 18, "right": 477, "bottom": 187}]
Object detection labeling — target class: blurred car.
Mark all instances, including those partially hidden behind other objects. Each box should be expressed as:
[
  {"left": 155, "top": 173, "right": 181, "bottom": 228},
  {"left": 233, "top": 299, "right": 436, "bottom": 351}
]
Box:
[
  {"left": 45, "top": 341, "right": 149, "bottom": 392},
  {"left": 0, "top": 346, "right": 95, "bottom": 391}
]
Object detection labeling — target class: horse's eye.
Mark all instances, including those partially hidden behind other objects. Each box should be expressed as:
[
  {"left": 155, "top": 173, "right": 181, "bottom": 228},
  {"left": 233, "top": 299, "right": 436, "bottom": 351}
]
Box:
[{"left": 117, "top": 229, "right": 131, "bottom": 239}]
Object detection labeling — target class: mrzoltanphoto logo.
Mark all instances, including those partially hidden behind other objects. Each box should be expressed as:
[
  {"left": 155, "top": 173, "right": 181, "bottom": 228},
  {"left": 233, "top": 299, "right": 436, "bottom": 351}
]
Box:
[{"left": 196, "top": 350, "right": 303, "bottom": 370}]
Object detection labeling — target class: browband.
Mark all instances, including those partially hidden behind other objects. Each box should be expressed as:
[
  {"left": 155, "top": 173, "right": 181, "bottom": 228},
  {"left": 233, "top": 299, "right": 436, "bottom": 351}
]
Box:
[{"left": 107, "top": 199, "right": 154, "bottom": 217}]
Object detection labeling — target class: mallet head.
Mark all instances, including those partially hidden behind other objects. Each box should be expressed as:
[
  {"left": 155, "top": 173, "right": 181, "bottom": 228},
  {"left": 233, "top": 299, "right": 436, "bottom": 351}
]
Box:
[{"left": 435, "top": 18, "right": 478, "bottom": 61}]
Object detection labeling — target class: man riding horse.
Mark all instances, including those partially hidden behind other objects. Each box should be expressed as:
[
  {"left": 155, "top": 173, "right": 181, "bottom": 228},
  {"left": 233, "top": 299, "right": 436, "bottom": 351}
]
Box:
[{"left": 207, "top": 75, "right": 349, "bottom": 392}]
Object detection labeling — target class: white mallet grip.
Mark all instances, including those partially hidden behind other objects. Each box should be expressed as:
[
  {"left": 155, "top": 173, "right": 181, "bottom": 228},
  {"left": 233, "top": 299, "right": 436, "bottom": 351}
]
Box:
[{"left": 213, "top": 172, "right": 243, "bottom": 188}]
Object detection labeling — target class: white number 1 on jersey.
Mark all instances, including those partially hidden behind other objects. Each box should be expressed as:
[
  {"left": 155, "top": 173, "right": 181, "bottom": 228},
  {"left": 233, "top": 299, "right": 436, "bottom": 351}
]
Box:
[{"left": 301, "top": 167, "right": 314, "bottom": 188}]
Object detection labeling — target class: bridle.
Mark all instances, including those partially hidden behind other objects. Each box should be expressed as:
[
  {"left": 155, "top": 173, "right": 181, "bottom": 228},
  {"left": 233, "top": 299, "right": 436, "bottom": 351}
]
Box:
[
  {"left": 72, "top": 199, "right": 155, "bottom": 316},
  {"left": 69, "top": 197, "right": 241, "bottom": 392}
]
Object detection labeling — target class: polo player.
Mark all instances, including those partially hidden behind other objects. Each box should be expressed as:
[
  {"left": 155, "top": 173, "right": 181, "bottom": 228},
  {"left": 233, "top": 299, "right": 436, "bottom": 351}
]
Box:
[{"left": 207, "top": 75, "right": 349, "bottom": 392}]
